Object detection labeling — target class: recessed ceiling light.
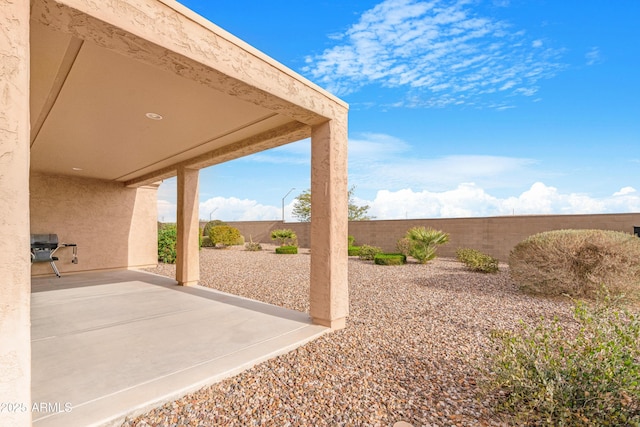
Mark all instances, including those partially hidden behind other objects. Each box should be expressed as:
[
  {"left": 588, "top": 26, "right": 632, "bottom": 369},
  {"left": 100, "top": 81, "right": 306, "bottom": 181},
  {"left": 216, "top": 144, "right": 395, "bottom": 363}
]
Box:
[
  {"left": 72, "top": 167, "right": 83, "bottom": 171},
  {"left": 145, "top": 112, "right": 163, "bottom": 120}
]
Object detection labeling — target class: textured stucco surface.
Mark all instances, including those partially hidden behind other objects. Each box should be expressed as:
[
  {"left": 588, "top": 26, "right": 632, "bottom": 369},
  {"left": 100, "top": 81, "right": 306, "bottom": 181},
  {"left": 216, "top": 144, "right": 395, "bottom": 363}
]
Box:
[
  {"left": 0, "top": 1, "right": 31, "bottom": 425},
  {"left": 309, "top": 115, "right": 349, "bottom": 329},
  {"left": 176, "top": 167, "right": 200, "bottom": 286},
  {"left": 30, "top": 173, "right": 158, "bottom": 276}
]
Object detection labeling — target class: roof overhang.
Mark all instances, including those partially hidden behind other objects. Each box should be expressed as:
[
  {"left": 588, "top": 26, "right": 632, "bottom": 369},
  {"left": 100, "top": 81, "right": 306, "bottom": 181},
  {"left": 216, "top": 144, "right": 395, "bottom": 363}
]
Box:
[{"left": 30, "top": 0, "right": 348, "bottom": 187}]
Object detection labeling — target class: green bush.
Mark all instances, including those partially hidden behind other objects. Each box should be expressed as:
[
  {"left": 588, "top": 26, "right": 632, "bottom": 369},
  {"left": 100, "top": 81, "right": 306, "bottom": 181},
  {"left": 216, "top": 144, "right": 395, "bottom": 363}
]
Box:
[
  {"left": 275, "top": 245, "right": 298, "bottom": 254},
  {"left": 271, "top": 229, "right": 297, "bottom": 246},
  {"left": 509, "top": 229, "right": 640, "bottom": 303},
  {"left": 348, "top": 235, "right": 356, "bottom": 246},
  {"left": 208, "top": 225, "right": 242, "bottom": 247},
  {"left": 158, "top": 224, "right": 177, "bottom": 264},
  {"left": 348, "top": 246, "right": 361, "bottom": 256},
  {"left": 456, "top": 248, "right": 499, "bottom": 273},
  {"left": 487, "top": 297, "right": 640, "bottom": 426},
  {"left": 358, "top": 244, "right": 383, "bottom": 261},
  {"left": 201, "top": 235, "right": 215, "bottom": 248},
  {"left": 374, "top": 253, "right": 406, "bottom": 265},
  {"left": 203, "top": 220, "right": 227, "bottom": 238},
  {"left": 404, "top": 226, "right": 450, "bottom": 264}
]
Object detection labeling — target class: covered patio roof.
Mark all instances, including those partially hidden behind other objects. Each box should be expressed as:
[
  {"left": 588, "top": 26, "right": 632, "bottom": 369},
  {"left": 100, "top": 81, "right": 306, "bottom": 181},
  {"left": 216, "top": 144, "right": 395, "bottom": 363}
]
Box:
[{"left": 30, "top": 0, "right": 347, "bottom": 186}]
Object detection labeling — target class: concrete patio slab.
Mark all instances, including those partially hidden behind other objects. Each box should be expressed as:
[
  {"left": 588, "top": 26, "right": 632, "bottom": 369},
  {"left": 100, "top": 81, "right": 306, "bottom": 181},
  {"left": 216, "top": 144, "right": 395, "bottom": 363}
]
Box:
[{"left": 31, "top": 270, "right": 327, "bottom": 427}]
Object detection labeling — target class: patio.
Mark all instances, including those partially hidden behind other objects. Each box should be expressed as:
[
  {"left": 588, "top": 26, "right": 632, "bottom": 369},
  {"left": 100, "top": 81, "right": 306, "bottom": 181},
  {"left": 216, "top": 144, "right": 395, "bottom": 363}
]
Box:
[{"left": 31, "top": 270, "right": 327, "bottom": 427}]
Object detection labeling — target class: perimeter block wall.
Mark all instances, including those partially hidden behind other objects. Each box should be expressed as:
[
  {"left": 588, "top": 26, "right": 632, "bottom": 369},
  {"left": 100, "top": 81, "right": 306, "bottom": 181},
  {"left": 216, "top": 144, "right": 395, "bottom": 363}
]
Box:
[{"left": 209, "top": 213, "right": 640, "bottom": 261}]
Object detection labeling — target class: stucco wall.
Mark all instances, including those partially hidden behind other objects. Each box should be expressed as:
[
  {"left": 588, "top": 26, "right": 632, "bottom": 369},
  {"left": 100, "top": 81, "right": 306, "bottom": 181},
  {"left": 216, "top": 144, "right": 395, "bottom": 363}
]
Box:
[
  {"left": 0, "top": 1, "right": 31, "bottom": 425},
  {"left": 217, "top": 213, "right": 640, "bottom": 261},
  {"left": 30, "top": 173, "right": 158, "bottom": 276}
]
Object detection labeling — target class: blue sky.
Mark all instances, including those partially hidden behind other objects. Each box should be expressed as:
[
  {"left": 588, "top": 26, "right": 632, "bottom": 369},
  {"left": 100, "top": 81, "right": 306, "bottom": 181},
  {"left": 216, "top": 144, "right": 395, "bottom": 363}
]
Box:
[{"left": 158, "top": 0, "right": 639, "bottom": 222}]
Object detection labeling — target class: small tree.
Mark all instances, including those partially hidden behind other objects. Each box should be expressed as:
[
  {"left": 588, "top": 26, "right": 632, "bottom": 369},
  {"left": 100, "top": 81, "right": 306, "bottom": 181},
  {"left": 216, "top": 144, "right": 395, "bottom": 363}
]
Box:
[
  {"left": 405, "top": 227, "right": 450, "bottom": 264},
  {"left": 292, "top": 186, "right": 374, "bottom": 222},
  {"left": 271, "top": 229, "right": 297, "bottom": 246}
]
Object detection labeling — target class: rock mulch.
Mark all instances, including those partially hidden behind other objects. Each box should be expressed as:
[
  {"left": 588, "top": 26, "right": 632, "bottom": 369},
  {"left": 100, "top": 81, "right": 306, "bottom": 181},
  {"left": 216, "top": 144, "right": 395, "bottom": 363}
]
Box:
[{"left": 123, "top": 244, "right": 573, "bottom": 426}]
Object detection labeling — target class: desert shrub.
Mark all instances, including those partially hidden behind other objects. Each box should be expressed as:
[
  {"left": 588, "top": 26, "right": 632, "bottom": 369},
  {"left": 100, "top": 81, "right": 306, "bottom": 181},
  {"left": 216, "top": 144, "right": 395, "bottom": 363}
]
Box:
[
  {"left": 374, "top": 253, "right": 406, "bottom": 265},
  {"left": 348, "top": 246, "right": 361, "bottom": 256},
  {"left": 208, "top": 225, "right": 242, "bottom": 247},
  {"left": 359, "top": 244, "right": 383, "bottom": 261},
  {"left": 158, "top": 224, "right": 177, "bottom": 264},
  {"left": 404, "top": 226, "right": 450, "bottom": 264},
  {"left": 203, "top": 220, "right": 227, "bottom": 237},
  {"left": 275, "top": 245, "right": 298, "bottom": 254},
  {"left": 201, "top": 236, "right": 215, "bottom": 248},
  {"left": 487, "top": 296, "right": 640, "bottom": 426},
  {"left": 270, "top": 229, "right": 297, "bottom": 246},
  {"left": 456, "top": 248, "right": 499, "bottom": 273},
  {"left": 244, "top": 235, "right": 262, "bottom": 251},
  {"left": 348, "top": 235, "right": 356, "bottom": 246},
  {"left": 509, "top": 229, "right": 640, "bottom": 303},
  {"left": 396, "top": 237, "right": 412, "bottom": 257}
]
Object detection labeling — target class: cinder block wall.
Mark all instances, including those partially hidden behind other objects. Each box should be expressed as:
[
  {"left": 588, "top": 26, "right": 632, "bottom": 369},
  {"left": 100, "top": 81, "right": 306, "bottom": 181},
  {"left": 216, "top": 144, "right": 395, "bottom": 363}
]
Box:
[
  {"left": 214, "top": 213, "right": 640, "bottom": 261},
  {"left": 30, "top": 172, "right": 158, "bottom": 275}
]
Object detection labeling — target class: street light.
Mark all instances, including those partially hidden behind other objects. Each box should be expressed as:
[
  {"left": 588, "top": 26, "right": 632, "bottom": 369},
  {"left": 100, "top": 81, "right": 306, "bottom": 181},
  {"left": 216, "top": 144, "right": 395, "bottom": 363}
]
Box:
[
  {"left": 281, "top": 187, "right": 295, "bottom": 222},
  {"left": 209, "top": 207, "right": 218, "bottom": 221}
]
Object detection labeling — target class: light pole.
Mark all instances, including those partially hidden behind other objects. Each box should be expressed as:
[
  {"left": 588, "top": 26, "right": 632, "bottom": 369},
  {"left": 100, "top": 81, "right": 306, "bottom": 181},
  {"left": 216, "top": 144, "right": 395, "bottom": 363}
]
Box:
[
  {"left": 209, "top": 207, "right": 218, "bottom": 221},
  {"left": 281, "top": 187, "right": 295, "bottom": 223}
]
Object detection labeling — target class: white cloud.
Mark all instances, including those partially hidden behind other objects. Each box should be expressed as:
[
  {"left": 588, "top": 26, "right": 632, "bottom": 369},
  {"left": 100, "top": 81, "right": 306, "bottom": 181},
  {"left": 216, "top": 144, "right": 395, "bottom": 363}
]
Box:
[
  {"left": 303, "top": 0, "right": 565, "bottom": 108},
  {"left": 159, "top": 182, "right": 639, "bottom": 223},
  {"left": 613, "top": 186, "right": 637, "bottom": 196},
  {"left": 363, "top": 182, "right": 640, "bottom": 219},
  {"left": 585, "top": 46, "right": 602, "bottom": 66}
]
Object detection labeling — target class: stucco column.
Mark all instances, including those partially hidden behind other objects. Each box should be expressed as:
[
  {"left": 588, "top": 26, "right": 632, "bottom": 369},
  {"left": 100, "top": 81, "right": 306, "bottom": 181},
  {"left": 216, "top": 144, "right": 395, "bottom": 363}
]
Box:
[
  {"left": 175, "top": 166, "right": 200, "bottom": 286},
  {"left": 310, "top": 116, "right": 349, "bottom": 329},
  {"left": 0, "top": 1, "right": 31, "bottom": 426}
]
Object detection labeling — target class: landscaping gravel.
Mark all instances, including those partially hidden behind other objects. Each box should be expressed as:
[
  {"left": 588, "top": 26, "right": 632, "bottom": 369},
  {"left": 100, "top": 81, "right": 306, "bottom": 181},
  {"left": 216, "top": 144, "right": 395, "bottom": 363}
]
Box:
[{"left": 124, "top": 244, "right": 573, "bottom": 426}]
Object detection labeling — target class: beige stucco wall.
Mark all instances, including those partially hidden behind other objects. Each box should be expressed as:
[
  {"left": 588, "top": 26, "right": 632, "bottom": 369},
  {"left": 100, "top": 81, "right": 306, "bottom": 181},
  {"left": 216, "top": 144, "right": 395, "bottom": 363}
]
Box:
[
  {"left": 0, "top": 1, "right": 31, "bottom": 425},
  {"left": 223, "top": 213, "right": 640, "bottom": 262},
  {"left": 30, "top": 173, "right": 158, "bottom": 276}
]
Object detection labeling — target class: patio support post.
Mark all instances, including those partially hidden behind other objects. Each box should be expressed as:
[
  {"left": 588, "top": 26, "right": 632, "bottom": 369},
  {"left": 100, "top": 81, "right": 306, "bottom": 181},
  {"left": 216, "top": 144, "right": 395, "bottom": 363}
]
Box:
[
  {"left": 0, "top": 1, "right": 32, "bottom": 426},
  {"left": 309, "top": 115, "right": 349, "bottom": 329},
  {"left": 176, "top": 166, "right": 200, "bottom": 286}
]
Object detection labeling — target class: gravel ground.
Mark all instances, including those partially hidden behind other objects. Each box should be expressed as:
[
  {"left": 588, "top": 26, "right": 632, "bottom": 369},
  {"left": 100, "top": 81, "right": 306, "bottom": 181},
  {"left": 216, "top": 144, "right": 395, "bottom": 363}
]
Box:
[{"left": 123, "top": 244, "right": 574, "bottom": 427}]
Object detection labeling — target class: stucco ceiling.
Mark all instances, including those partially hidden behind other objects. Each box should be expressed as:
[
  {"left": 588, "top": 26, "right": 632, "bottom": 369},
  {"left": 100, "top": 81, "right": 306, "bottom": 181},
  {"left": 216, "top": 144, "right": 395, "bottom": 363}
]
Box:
[{"left": 29, "top": 20, "right": 305, "bottom": 185}]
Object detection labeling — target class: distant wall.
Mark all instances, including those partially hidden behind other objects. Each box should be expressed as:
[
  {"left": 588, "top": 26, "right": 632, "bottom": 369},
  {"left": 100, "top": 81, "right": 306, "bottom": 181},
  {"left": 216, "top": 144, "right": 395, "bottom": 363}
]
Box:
[
  {"left": 205, "top": 213, "right": 640, "bottom": 261},
  {"left": 30, "top": 173, "right": 158, "bottom": 276}
]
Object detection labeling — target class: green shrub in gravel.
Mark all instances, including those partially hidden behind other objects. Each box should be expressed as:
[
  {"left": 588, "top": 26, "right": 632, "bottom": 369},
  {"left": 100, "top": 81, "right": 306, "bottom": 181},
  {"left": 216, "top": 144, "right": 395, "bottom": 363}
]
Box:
[
  {"left": 487, "top": 295, "right": 640, "bottom": 426},
  {"left": 358, "top": 244, "right": 382, "bottom": 261},
  {"left": 275, "top": 245, "right": 298, "bottom": 254},
  {"left": 209, "top": 225, "right": 242, "bottom": 247},
  {"left": 509, "top": 229, "right": 640, "bottom": 303},
  {"left": 203, "top": 220, "right": 226, "bottom": 238},
  {"left": 456, "top": 248, "right": 499, "bottom": 273},
  {"left": 270, "top": 229, "right": 297, "bottom": 246},
  {"left": 348, "top": 235, "right": 356, "bottom": 246},
  {"left": 201, "top": 235, "right": 215, "bottom": 248},
  {"left": 374, "top": 253, "right": 406, "bottom": 265},
  {"left": 158, "top": 224, "right": 177, "bottom": 264},
  {"left": 404, "top": 226, "right": 450, "bottom": 264},
  {"left": 348, "top": 246, "right": 361, "bottom": 256}
]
